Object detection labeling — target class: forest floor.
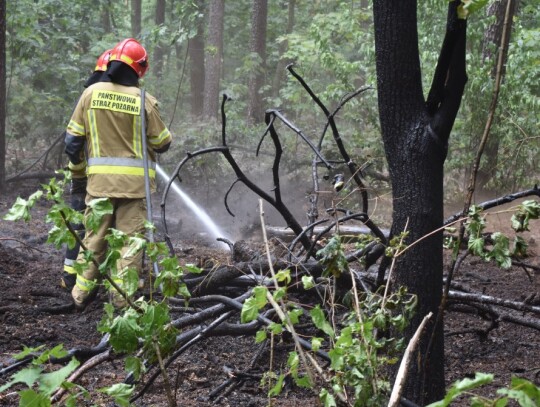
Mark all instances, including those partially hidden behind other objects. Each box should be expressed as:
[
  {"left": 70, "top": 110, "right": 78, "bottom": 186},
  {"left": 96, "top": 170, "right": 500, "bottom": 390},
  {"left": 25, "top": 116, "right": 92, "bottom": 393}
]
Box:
[{"left": 0, "top": 180, "right": 538, "bottom": 407}]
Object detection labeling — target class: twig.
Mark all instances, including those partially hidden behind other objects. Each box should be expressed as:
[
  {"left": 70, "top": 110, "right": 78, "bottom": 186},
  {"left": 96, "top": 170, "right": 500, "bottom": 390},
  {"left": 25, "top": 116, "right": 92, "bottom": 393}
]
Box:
[
  {"left": 448, "top": 290, "right": 540, "bottom": 315},
  {"left": 259, "top": 199, "right": 318, "bottom": 384},
  {"left": 0, "top": 237, "right": 48, "bottom": 253},
  {"left": 388, "top": 312, "right": 433, "bottom": 407},
  {"left": 50, "top": 349, "right": 111, "bottom": 403}
]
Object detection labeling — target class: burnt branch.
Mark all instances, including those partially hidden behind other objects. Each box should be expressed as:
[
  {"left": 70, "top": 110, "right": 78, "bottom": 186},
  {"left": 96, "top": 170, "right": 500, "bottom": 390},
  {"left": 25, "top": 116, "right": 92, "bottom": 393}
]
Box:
[
  {"left": 444, "top": 185, "right": 540, "bottom": 225},
  {"left": 287, "top": 64, "right": 370, "bottom": 213},
  {"left": 426, "top": 0, "right": 468, "bottom": 144}
]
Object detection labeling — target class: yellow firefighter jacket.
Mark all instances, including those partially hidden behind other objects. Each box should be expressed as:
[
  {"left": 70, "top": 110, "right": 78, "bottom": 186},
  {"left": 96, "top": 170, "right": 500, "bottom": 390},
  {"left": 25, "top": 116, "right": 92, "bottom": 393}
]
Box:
[{"left": 65, "top": 82, "right": 172, "bottom": 198}]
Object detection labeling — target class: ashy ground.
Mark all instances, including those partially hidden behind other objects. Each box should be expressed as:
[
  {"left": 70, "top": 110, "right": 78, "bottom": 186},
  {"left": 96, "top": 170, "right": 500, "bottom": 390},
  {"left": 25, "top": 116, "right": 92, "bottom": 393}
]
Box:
[{"left": 0, "top": 181, "right": 538, "bottom": 406}]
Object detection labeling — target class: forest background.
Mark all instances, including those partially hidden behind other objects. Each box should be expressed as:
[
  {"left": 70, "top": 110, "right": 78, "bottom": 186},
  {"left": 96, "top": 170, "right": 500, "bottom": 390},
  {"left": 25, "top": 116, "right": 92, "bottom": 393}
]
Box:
[{"left": 0, "top": 0, "right": 538, "bottom": 197}]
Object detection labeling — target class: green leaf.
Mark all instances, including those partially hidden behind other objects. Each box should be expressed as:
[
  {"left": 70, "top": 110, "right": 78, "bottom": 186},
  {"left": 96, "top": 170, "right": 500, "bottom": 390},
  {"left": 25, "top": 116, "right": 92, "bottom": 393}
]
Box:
[
  {"left": 98, "top": 383, "right": 134, "bottom": 407},
  {"left": 241, "top": 293, "right": 264, "bottom": 324},
  {"left": 513, "top": 236, "right": 528, "bottom": 258},
  {"left": 18, "top": 389, "right": 51, "bottom": 407},
  {"left": 275, "top": 269, "right": 291, "bottom": 284},
  {"left": 468, "top": 236, "right": 485, "bottom": 257},
  {"left": 498, "top": 377, "right": 540, "bottom": 406},
  {"left": 12, "top": 345, "right": 45, "bottom": 361},
  {"left": 124, "top": 236, "right": 146, "bottom": 259},
  {"left": 317, "top": 235, "right": 349, "bottom": 277},
  {"left": 108, "top": 309, "right": 141, "bottom": 353},
  {"left": 85, "top": 198, "right": 113, "bottom": 232},
  {"left": 320, "top": 388, "right": 337, "bottom": 407},
  {"left": 427, "top": 372, "right": 494, "bottom": 407},
  {"left": 310, "top": 305, "right": 335, "bottom": 338},
  {"left": 3, "top": 193, "right": 42, "bottom": 222},
  {"left": 311, "top": 337, "right": 323, "bottom": 352},
  {"left": 0, "top": 367, "right": 42, "bottom": 393},
  {"left": 511, "top": 200, "right": 540, "bottom": 232},
  {"left": 269, "top": 322, "right": 283, "bottom": 335},
  {"left": 34, "top": 344, "right": 69, "bottom": 365},
  {"left": 457, "top": 0, "right": 489, "bottom": 19},
  {"left": 295, "top": 375, "right": 312, "bottom": 388},
  {"left": 125, "top": 356, "right": 143, "bottom": 381},
  {"left": 288, "top": 307, "right": 304, "bottom": 325},
  {"left": 183, "top": 263, "right": 203, "bottom": 274},
  {"left": 268, "top": 373, "right": 285, "bottom": 397},
  {"left": 273, "top": 287, "right": 287, "bottom": 301},
  {"left": 255, "top": 329, "right": 267, "bottom": 343},
  {"left": 302, "top": 275, "right": 315, "bottom": 290},
  {"left": 38, "top": 358, "right": 80, "bottom": 396},
  {"left": 253, "top": 286, "right": 269, "bottom": 308},
  {"left": 47, "top": 225, "right": 76, "bottom": 249}
]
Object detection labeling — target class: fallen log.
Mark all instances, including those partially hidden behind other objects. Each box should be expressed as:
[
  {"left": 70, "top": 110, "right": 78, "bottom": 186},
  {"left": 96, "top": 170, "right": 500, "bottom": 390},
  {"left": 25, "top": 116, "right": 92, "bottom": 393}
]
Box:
[{"left": 265, "top": 224, "right": 390, "bottom": 242}]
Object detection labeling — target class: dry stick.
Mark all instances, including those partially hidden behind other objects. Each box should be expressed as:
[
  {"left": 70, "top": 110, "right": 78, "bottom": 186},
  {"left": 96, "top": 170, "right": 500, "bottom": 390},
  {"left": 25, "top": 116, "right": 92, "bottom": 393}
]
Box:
[
  {"left": 388, "top": 312, "right": 433, "bottom": 407},
  {"left": 381, "top": 218, "right": 409, "bottom": 309},
  {"left": 153, "top": 341, "right": 175, "bottom": 407},
  {"left": 448, "top": 290, "right": 540, "bottom": 315},
  {"left": 6, "top": 133, "right": 63, "bottom": 182},
  {"left": 0, "top": 237, "right": 48, "bottom": 253},
  {"left": 50, "top": 349, "right": 111, "bottom": 403},
  {"left": 259, "top": 199, "right": 319, "bottom": 384}
]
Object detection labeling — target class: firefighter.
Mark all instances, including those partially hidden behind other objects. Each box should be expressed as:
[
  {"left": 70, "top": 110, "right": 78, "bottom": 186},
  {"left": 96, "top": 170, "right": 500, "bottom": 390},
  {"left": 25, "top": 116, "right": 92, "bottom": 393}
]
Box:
[
  {"left": 64, "top": 38, "right": 172, "bottom": 309},
  {"left": 61, "top": 48, "right": 112, "bottom": 291}
]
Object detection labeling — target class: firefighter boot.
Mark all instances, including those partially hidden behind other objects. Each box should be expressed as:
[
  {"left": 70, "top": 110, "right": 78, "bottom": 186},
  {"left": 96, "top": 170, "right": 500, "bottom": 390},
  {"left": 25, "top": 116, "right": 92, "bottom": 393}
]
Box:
[{"left": 60, "top": 272, "right": 76, "bottom": 292}]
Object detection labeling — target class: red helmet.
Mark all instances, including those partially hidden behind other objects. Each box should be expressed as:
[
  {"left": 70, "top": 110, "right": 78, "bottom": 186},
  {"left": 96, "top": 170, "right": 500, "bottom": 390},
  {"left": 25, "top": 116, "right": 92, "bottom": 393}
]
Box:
[
  {"left": 109, "top": 38, "right": 149, "bottom": 78},
  {"left": 94, "top": 49, "right": 112, "bottom": 72}
]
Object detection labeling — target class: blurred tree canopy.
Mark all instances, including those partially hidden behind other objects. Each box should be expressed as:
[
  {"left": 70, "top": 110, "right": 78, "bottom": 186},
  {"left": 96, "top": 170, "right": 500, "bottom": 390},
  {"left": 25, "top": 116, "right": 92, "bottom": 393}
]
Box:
[{"left": 4, "top": 0, "right": 539, "bottom": 194}]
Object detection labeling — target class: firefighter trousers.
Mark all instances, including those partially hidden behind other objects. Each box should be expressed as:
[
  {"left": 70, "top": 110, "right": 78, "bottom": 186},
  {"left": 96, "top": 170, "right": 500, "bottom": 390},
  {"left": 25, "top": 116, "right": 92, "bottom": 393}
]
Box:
[{"left": 71, "top": 194, "right": 147, "bottom": 308}]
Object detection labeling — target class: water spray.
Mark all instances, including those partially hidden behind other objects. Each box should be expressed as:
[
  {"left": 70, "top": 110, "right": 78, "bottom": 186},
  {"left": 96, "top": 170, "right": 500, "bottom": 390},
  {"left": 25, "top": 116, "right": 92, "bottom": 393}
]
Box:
[{"left": 156, "top": 164, "right": 230, "bottom": 250}]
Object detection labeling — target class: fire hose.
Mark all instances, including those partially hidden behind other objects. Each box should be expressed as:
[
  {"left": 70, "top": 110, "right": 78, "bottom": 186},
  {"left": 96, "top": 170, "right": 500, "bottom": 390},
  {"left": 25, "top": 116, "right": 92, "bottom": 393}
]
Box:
[{"left": 140, "top": 89, "right": 160, "bottom": 277}]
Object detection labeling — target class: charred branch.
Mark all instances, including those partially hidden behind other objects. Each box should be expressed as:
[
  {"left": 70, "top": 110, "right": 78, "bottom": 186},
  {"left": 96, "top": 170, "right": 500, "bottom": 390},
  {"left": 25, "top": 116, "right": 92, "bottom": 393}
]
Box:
[
  {"left": 287, "top": 64, "right": 370, "bottom": 214},
  {"left": 444, "top": 185, "right": 540, "bottom": 225}
]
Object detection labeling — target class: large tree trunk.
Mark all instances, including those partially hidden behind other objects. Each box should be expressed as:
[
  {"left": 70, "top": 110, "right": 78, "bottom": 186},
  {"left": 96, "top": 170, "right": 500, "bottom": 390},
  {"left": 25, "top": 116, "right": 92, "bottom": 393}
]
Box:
[
  {"left": 373, "top": 1, "right": 467, "bottom": 404},
  {"left": 131, "top": 0, "right": 142, "bottom": 38},
  {"left": 202, "top": 0, "right": 224, "bottom": 119},
  {"left": 476, "top": 0, "right": 517, "bottom": 191},
  {"left": 153, "top": 0, "right": 166, "bottom": 80},
  {"left": 247, "top": 0, "right": 268, "bottom": 123},
  {"left": 0, "top": 0, "right": 5, "bottom": 192},
  {"left": 189, "top": 1, "right": 205, "bottom": 118},
  {"left": 272, "top": 0, "right": 295, "bottom": 99}
]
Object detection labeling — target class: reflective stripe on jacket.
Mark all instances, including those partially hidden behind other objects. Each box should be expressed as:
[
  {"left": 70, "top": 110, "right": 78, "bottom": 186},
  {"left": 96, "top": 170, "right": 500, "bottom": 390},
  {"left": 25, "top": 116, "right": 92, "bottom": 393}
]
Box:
[{"left": 65, "top": 82, "right": 172, "bottom": 198}]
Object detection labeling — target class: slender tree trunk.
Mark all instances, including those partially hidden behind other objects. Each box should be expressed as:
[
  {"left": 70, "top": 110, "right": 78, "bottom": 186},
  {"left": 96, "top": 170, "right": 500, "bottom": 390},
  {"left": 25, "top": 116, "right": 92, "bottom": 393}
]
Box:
[
  {"left": 247, "top": 0, "right": 268, "bottom": 123},
  {"left": 153, "top": 0, "right": 166, "bottom": 80},
  {"left": 373, "top": 1, "right": 467, "bottom": 404},
  {"left": 203, "top": 0, "right": 224, "bottom": 119},
  {"left": 101, "top": 1, "right": 112, "bottom": 33},
  {"left": 477, "top": 0, "right": 517, "bottom": 191},
  {"left": 272, "top": 0, "right": 295, "bottom": 99},
  {"left": 131, "top": 0, "right": 142, "bottom": 38},
  {"left": 0, "top": 0, "right": 5, "bottom": 192},
  {"left": 190, "top": 1, "right": 205, "bottom": 118}
]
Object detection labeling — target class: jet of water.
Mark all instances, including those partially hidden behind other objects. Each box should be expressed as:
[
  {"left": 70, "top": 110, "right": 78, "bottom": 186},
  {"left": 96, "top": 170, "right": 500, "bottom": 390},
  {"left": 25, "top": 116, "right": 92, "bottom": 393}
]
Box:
[{"left": 156, "top": 164, "right": 230, "bottom": 250}]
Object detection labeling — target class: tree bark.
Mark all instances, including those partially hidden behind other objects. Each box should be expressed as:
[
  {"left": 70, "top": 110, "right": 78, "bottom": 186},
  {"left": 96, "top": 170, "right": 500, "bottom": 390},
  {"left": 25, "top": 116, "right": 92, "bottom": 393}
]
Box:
[
  {"left": 247, "top": 0, "right": 268, "bottom": 123},
  {"left": 272, "top": 0, "right": 295, "bottom": 99},
  {"left": 131, "top": 0, "right": 142, "bottom": 38},
  {"left": 476, "top": 0, "right": 517, "bottom": 191},
  {"left": 153, "top": 0, "right": 166, "bottom": 80},
  {"left": 101, "top": 1, "right": 112, "bottom": 34},
  {"left": 203, "top": 0, "right": 224, "bottom": 119},
  {"left": 189, "top": 0, "right": 205, "bottom": 118},
  {"left": 373, "top": 1, "right": 467, "bottom": 404},
  {"left": 0, "top": 0, "right": 4, "bottom": 192}
]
